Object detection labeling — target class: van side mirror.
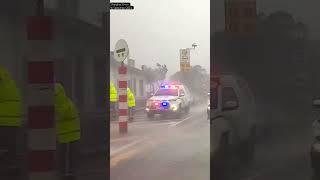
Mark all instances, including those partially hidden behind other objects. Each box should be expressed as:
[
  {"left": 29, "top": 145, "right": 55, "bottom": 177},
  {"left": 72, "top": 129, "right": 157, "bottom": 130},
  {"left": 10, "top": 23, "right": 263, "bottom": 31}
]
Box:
[
  {"left": 180, "top": 93, "right": 185, "bottom": 97},
  {"left": 313, "top": 98, "right": 320, "bottom": 109},
  {"left": 222, "top": 100, "right": 239, "bottom": 111}
]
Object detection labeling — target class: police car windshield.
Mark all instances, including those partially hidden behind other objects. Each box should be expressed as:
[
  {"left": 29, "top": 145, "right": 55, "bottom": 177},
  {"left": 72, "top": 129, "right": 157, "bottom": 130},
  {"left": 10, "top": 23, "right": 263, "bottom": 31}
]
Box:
[{"left": 155, "top": 89, "right": 178, "bottom": 96}]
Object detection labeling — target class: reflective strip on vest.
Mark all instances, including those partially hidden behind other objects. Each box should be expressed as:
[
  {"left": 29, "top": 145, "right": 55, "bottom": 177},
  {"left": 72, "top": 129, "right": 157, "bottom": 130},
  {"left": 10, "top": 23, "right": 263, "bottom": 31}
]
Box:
[
  {"left": 57, "top": 118, "right": 80, "bottom": 143},
  {"left": 127, "top": 93, "right": 135, "bottom": 107},
  {"left": 0, "top": 101, "right": 21, "bottom": 127},
  {"left": 0, "top": 116, "right": 21, "bottom": 127},
  {"left": 128, "top": 99, "right": 135, "bottom": 107},
  {"left": 110, "top": 93, "right": 117, "bottom": 102},
  {"left": 58, "top": 130, "right": 81, "bottom": 144}
]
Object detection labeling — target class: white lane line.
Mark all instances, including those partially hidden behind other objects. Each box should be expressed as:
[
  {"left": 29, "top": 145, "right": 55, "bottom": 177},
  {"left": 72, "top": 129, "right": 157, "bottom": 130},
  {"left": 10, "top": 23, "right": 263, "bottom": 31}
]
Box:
[
  {"left": 132, "top": 122, "right": 177, "bottom": 127},
  {"left": 110, "top": 135, "right": 139, "bottom": 143},
  {"left": 110, "top": 137, "right": 148, "bottom": 157},
  {"left": 169, "top": 116, "right": 193, "bottom": 127},
  {"left": 131, "top": 119, "right": 174, "bottom": 124}
]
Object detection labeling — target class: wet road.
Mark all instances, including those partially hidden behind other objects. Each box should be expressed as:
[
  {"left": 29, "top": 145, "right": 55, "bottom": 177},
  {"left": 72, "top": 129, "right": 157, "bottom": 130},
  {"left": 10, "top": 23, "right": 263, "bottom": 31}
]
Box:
[
  {"left": 225, "top": 108, "right": 315, "bottom": 180},
  {"left": 110, "top": 104, "right": 210, "bottom": 180}
]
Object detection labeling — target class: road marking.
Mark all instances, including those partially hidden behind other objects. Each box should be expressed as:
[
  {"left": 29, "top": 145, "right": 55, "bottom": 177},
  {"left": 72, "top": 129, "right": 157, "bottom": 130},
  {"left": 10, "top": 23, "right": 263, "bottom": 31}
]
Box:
[
  {"left": 110, "top": 135, "right": 139, "bottom": 143},
  {"left": 110, "top": 146, "right": 142, "bottom": 168},
  {"left": 169, "top": 116, "right": 193, "bottom": 127},
  {"left": 110, "top": 137, "right": 147, "bottom": 157},
  {"left": 110, "top": 135, "right": 171, "bottom": 168},
  {"left": 130, "top": 119, "right": 176, "bottom": 125}
]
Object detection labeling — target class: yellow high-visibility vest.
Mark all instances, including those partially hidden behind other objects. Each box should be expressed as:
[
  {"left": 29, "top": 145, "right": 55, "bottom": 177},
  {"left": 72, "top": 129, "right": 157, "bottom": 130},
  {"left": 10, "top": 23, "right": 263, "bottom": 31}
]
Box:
[
  {"left": 110, "top": 82, "right": 118, "bottom": 102},
  {"left": 0, "top": 67, "right": 22, "bottom": 127},
  {"left": 55, "top": 83, "right": 80, "bottom": 144},
  {"left": 127, "top": 88, "right": 136, "bottom": 108}
]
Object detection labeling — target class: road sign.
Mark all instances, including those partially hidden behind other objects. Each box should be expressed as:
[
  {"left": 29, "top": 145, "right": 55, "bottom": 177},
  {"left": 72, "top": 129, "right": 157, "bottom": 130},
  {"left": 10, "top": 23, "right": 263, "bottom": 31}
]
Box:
[
  {"left": 114, "top": 39, "right": 129, "bottom": 62},
  {"left": 180, "top": 49, "right": 191, "bottom": 72},
  {"left": 180, "top": 49, "right": 190, "bottom": 63},
  {"left": 224, "top": 0, "right": 256, "bottom": 34}
]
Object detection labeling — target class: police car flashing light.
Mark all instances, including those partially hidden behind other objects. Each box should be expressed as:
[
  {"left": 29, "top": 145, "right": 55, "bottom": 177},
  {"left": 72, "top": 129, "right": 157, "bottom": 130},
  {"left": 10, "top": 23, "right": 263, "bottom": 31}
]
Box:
[{"left": 160, "top": 85, "right": 178, "bottom": 89}]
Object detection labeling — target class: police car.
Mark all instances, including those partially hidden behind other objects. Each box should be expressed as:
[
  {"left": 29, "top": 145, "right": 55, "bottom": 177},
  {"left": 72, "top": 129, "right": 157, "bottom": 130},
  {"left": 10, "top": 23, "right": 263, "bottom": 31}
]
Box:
[{"left": 145, "top": 83, "right": 191, "bottom": 119}]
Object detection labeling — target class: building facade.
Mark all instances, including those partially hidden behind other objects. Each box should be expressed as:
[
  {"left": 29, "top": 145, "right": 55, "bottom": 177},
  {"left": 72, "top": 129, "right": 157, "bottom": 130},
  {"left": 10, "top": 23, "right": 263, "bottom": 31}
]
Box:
[{"left": 110, "top": 52, "right": 149, "bottom": 108}]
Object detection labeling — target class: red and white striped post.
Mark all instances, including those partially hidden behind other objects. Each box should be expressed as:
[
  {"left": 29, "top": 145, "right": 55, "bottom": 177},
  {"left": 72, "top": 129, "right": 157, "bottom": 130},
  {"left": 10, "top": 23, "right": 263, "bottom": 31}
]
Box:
[
  {"left": 26, "top": 8, "right": 58, "bottom": 180},
  {"left": 118, "top": 62, "right": 128, "bottom": 133}
]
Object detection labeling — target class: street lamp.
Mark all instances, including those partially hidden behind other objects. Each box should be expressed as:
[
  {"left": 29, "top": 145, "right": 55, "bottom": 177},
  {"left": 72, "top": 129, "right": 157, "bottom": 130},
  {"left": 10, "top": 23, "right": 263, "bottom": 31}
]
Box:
[
  {"left": 189, "top": 43, "right": 199, "bottom": 50},
  {"left": 192, "top": 43, "right": 198, "bottom": 49}
]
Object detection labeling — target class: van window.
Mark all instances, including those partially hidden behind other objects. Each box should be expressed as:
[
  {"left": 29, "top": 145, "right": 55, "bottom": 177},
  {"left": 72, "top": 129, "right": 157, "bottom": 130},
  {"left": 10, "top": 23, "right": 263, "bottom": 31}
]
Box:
[
  {"left": 222, "top": 87, "right": 238, "bottom": 104},
  {"left": 180, "top": 89, "right": 185, "bottom": 96},
  {"left": 212, "top": 87, "right": 218, "bottom": 109}
]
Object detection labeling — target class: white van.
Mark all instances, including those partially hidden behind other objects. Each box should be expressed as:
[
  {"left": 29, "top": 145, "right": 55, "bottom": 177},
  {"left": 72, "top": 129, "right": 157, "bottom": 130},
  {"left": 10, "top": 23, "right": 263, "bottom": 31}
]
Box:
[{"left": 210, "top": 74, "right": 257, "bottom": 175}]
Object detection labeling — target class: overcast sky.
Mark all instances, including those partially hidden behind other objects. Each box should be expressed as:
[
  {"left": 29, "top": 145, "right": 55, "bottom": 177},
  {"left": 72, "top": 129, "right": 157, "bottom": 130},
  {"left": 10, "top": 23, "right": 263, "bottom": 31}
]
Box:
[
  {"left": 110, "top": 0, "right": 210, "bottom": 76},
  {"left": 110, "top": 0, "right": 320, "bottom": 76}
]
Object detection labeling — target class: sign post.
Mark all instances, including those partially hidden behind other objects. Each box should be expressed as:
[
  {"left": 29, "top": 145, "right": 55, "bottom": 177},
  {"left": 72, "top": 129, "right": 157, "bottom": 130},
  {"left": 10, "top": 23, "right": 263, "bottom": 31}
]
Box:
[
  {"left": 180, "top": 48, "right": 191, "bottom": 72},
  {"left": 114, "top": 39, "right": 129, "bottom": 133}
]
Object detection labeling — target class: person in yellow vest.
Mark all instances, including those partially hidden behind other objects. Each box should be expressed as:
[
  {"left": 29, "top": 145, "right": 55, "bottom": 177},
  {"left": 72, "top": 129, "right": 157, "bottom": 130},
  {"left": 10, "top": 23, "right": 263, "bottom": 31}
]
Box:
[
  {"left": 110, "top": 82, "right": 118, "bottom": 121},
  {"left": 55, "top": 83, "right": 80, "bottom": 180},
  {"left": 0, "top": 66, "right": 22, "bottom": 179},
  {"left": 127, "top": 88, "right": 136, "bottom": 121}
]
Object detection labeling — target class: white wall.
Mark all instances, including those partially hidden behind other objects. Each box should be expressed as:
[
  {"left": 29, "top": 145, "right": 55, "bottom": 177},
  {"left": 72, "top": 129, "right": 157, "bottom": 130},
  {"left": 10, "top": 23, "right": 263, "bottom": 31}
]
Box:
[{"left": 110, "top": 63, "right": 148, "bottom": 99}]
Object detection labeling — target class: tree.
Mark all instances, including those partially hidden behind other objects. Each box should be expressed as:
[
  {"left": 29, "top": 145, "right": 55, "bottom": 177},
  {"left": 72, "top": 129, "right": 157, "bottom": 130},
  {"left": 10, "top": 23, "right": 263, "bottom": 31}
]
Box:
[
  {"left": 155, "top": 63, "right": 168, "bottom": 83},
  {"left": 170, "top": 65, "right": 209, "bottom": 103},
  {"left": 142, "top": 63, "right": 168, "bottom": 94}
]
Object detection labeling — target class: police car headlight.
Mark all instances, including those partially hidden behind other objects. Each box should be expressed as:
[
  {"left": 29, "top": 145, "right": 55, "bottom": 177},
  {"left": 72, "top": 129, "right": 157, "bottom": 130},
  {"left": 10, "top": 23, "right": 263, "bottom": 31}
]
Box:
[{"left": 171, "top": 104, "right": 178, "bottom": 111}]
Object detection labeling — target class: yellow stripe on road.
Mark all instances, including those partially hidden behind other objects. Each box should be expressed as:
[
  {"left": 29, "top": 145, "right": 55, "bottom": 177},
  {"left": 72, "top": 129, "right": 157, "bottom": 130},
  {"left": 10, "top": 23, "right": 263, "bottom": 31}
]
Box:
[
  {"left": 110, "top": 136, "right": 170, "bottom": 168},
  {"left": 110, "top": 146, "right": 143, "bottom": 168}
]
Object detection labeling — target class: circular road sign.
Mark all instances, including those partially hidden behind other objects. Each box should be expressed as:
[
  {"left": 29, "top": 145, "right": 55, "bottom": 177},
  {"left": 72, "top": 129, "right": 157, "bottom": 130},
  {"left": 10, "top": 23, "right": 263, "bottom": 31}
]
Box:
[{"left": 114, "top": 39, "right": 129, "bottom": 62}]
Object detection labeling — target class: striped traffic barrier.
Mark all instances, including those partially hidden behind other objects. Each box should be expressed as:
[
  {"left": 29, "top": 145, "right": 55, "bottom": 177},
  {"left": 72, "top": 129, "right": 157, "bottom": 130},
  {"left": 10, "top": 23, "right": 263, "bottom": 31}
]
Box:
[
  {"left": 27, "top": 14, "right": 58, "bottom": 180},
  {"left": 27, "top": 61, "right": 57, "bottom": 180},
  {"left": 118, "top": 63, "right": 128, "bottom": 133}
]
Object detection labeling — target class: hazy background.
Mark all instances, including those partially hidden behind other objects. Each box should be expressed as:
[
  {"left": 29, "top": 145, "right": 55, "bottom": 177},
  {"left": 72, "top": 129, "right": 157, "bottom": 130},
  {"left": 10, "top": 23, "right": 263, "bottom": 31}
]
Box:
[
  {"left": 110, "top": 0, "right": 210, "bottom": 76},
  {"left": 213, "top": 0, "right": 320, "bottom": 38}
]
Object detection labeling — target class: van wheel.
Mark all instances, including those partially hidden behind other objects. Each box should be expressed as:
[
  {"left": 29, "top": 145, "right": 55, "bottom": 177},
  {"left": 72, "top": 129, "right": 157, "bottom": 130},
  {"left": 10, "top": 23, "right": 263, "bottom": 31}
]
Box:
[
  {"left": 313, "top": 168, "right": 320, "bottom": 180},
  {"left": 240, "top": 126, "right": 256, "bottom": 166},
  {"left": 174, "top": 105, "right": 183, "bottom": 119},
  {"left": 185, "top": 105, "right": 190, "bottom": 113},
  {"left": 147, "top": 113, "right": 155, "bottom": 120},
  {"left": 212, "top": 132, "right": 229, "bottom": 179}
]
